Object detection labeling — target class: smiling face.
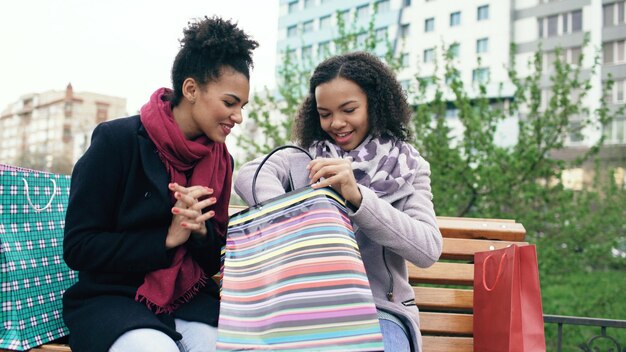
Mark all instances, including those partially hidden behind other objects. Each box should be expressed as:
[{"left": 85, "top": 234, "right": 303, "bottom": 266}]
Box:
[
  {"left": 175, "top": 66, "right": 250, "bottom": 142},
  {"left": 315, "top": 77, "right": 370, "bottom": 151}
]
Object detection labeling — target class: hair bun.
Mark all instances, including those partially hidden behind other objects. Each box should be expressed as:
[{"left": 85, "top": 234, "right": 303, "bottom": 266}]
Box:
[{"left": 180, "top": 16, "right": 258, "bottom": 64}]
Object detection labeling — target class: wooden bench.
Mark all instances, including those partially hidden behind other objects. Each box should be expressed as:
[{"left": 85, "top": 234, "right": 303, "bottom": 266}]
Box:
[{"left": 23, "top": 210, "right": 527, "bottom": 352}]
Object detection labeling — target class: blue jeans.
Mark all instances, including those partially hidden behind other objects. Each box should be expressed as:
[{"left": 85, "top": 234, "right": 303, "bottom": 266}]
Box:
[
  {"left": 379, "top": 317, "right": 411, "bottom": 352},
  {"left": 109, "top": 319, "right": 217, "bottom": 352}
]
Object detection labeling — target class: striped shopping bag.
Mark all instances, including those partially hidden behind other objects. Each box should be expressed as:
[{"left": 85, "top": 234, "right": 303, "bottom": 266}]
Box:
[
  {"left": 216, "top": 146, "right": 383, "bottom": 352},
  {"left": 0, "top": 164, "right": 77, "bottom": 351}
]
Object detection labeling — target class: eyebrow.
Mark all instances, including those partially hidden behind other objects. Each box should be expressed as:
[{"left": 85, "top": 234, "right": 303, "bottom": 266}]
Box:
[
  {"left": 225, "top": 93, "right": 241, "bottom": 103},
  {"left": 317, "top": 100, "right": 358, "bottom": 110}
]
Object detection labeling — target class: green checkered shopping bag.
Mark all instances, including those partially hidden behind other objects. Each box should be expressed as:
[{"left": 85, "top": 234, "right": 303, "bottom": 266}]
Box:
[{"left": 0, "top": 164, "right": 76, "bottom": 351}]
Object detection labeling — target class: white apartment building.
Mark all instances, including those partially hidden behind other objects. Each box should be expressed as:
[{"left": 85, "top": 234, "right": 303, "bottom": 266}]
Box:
[
  {"left": 0, "top": 84, "right": 126, "bottom": 171},
  {"left": 276, "top": 0, "right": 626, "bottom": 148}
]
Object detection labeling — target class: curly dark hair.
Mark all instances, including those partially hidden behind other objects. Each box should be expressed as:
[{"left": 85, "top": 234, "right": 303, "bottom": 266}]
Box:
[
  {"left": 294, "top": 51, "right": 412, "bottom": 148},
  {"left": 169, "top": 16, "right": 259, "bottom": 106}
]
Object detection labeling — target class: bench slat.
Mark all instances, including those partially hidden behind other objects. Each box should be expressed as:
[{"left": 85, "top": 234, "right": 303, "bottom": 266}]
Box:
[
  {"left": 421, "top": 336, "right": 473, "bottom": 352},
  {"left": 409, "top": 262, "right": 474, "bottom": 286},
  {"left": 420, "top": 312, "right": 473, "bottom": 335},
  {"left": 437, "top": 217, "right": 525, "bottom": 241},
  {"left": 414, "top": 286, "right": 473, "bottom": 311},
  {"left": 441, "top": 238, "right": 528, "bottom": 260}
]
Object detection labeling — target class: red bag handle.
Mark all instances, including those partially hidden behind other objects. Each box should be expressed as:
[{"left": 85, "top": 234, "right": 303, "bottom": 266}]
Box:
[{"left": 482, "top": 252, "right": 507, "bottom": 291}]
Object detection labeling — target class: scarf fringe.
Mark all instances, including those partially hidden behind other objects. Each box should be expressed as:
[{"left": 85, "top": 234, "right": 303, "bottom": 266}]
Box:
[{"left": 135, "top": 273, "right": 208, "bottom": 314}]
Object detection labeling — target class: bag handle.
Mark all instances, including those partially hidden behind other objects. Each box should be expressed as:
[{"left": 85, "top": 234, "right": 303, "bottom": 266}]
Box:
[
  {"left": 22, "top": 178, "right": 57, "bottom": 213},
  {"left": 482, "top": 252, "right": 507, "bottom": 292},
  {"left": 251, "top": 145, "right": 313, "bottom": 205}
]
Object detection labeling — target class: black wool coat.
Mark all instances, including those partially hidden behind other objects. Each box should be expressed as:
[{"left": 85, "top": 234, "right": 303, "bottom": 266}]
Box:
[{"left": 63, "top": 116, "right": 225, "bottom": 352}]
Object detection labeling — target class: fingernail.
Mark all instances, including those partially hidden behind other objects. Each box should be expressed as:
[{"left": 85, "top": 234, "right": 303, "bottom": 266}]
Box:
[
  {"left": 205, "top": 187, "right": 213, "bottom": 192},
  {"left": 172, "top": 208, "right": 179, "bottom": 214},
  {"left": 210, "top": 197, "right": 217, "bottom": 203},
  {"left": 175, "top": 192, "right": 180, "bottom": 198},
  {"left": 209, "top": 211, "right": 215, "bottom": 216}
]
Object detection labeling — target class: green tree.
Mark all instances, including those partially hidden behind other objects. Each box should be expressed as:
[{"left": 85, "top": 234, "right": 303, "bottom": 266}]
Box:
[{"left": 238, "top": 15, "right": 626, "bottom": 347}]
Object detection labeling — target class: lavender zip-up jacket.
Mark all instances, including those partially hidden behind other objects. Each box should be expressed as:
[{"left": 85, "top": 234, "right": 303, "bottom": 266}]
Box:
[{"left": 234, "top": 148, "right": 443, "bottom": 351}]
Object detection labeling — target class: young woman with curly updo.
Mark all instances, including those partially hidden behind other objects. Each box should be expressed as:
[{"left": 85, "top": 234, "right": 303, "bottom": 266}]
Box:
[
  {"left": 235, "top": 52, "right": 443, "bottom": 352},
  {"left": 63, "top": 17, "right": 258, "bottom": 352}
]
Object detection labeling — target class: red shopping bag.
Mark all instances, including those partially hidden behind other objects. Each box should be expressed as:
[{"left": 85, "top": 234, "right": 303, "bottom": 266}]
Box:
[{"left": 473, "top": 244, "right": 546, "bottom": 352}]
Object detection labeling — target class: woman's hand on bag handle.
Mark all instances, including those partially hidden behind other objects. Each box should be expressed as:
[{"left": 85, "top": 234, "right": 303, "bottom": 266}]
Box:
[
  {"left": 308, "top": 158, "right": 362, "bottom": 208},
  {"left": 165, "top": 183, "right": 216, "bottom": 249}
]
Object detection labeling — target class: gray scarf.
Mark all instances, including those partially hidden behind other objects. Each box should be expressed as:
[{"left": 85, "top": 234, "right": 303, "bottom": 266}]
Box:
[{"left": 310, "top": 135, "right": 422, "bottom": 204}]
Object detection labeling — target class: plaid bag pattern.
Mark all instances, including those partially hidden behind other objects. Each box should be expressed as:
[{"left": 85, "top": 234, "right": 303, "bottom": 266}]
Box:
[{"left": 0, "top": 164, "right": 76, "bottom": 351}]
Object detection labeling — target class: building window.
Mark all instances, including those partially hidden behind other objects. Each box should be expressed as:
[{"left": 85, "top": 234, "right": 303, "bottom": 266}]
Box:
[
  {"left": 616, "top": 79, "right": 625, "bottom": 102},
  {"left": 604, "top": 40, "right": 626, "bottom": 64},
  {"left": 569, "top": 46, "right": 582, "bottom": 65},
  {"left": 424, "top": 48, "right": 435, "bottom": 63},
  {"left": 476, "top": 38, "right": 489, "bottom": 54},
  {"left": 287, "top": 25, "right": 298, "bottom": 38},
  {"left": 547, "top": 15, "right": 558, "bottom": 37},
  {"left": 537, "top": 18, "right": 543, "bottom": 38},
  {"left": 376, "top": 0, "right": 390, "bottom": 12},
  {"left": 96, "top": 103, "right": 109, "bottom": 124},
  {"left": 544, "top": 51, "right": 557, "bottom": 71},
  {"left": 403, "top": 0, "right": 411, "bottom": 7},
  {"left": 288, "top": 1, "right": 298, "bottom": 14},
  {"left": 562, "top": 12, "right": 569, "bottom": 33},
  {"left": 568, "top": 121, "right": 584, "bottom": 143},
  {"left": 401, "top": 53, "right": 410, "bottom": 68},
  {"left": 318, "top": 41, "right": 331, "bottom": 57},
  {"left": 605, "top": 117, "right": 625, "bottom": 143},
  {"left": 400, "top": 24, "right": 410, "bottom": 38},
  {"left": 571, "top": 10, "right": 582, "bottom": 32},
  {"left": 357, "top": 32, "right": 367, "bottom": 47},
  {"left": 375, "top": 27, "right": 388, "bottom": 41},
  {"left": 604, "top": 3, "right": 615, "bottom": 27},
  {"left": 400, "top": 79, "right": 411, "bottom": 92},
  {"left": 477, "top": 5, "right": 489, "bottom": 21},
  {"left": 320, "top": 15, "right": 332, "bottom": 30},
  {"left": 603, "top": 2, "right": 625, "bottom": 27},
  {"left": 472, "top": 67, "right": 490, "bottom": 83},
  {"left": 301, "top": 45, "right": 313, "bottom": 60},
  {"left": 338, "top": 9, "right": 350, "bottom": 23},
  {"left": 304, "top": 0, "right": 315, "bottom": 8},
  {"left": 450, "top": 11, "right": 461, "bottom": 27},
  {"left": 425, "top": 17, "right": 435, "bottom": 32},
  {"left": 357, "top": 4, "right": 369, "bottom": 19},
  {"left": 418, "top": 76, "right": 435, "bottom": 88},
  {"left": 285, "top": 49, "right": 297, "bottom": 62},
  {"left": 302, "top": 20, "right": 314, "bottom": 33},
  {"left": 448, "top": 43, "right": 460, "bottom": 58}
]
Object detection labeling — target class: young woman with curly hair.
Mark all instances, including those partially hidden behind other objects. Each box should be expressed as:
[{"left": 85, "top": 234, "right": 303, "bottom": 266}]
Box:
[
  {"left": 235, "top": 52, "right": 442, "bottom": 352},
  {"left": 63, "top": 16, "right": 258, "bottom": 352}
]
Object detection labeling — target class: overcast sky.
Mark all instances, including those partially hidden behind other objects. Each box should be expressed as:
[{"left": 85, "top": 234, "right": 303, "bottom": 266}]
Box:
[{"left": 0, "top": 0, "right": 279, "bottom": 114}]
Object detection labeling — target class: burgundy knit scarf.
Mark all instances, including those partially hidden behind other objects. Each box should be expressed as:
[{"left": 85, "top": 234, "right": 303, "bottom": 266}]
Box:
[{"left": 136, "top": 87, "right": 232, "bottom": 314}]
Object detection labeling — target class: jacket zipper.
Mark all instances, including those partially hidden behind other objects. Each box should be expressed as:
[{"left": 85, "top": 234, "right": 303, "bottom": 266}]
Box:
[{"left": 382, "top": 247, "right": 394, "bottom": 301}]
